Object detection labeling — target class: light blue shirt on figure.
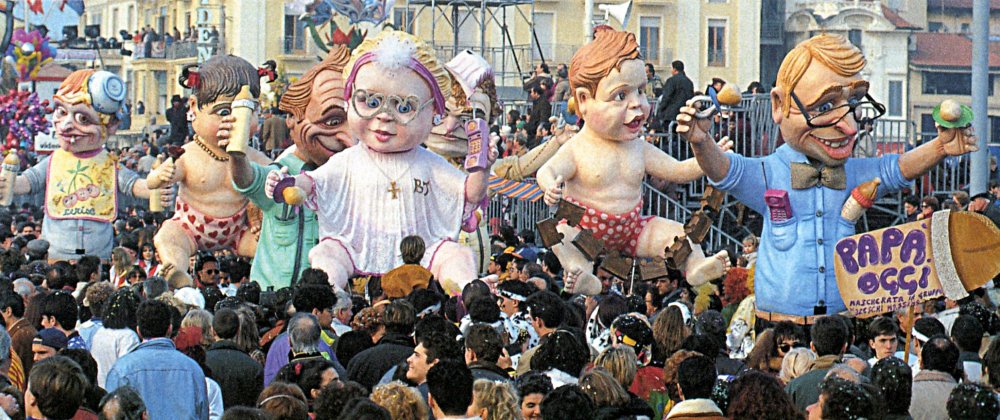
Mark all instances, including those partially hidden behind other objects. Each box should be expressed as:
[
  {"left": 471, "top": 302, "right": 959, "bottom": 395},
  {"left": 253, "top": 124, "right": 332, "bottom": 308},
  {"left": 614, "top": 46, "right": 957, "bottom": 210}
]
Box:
[{"left": 712, "top": 144, "right": 909, "bottom": 316}]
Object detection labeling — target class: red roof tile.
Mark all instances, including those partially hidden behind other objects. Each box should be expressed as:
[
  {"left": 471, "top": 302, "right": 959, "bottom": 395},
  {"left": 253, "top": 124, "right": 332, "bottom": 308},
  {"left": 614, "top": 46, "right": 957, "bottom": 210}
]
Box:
[
  {"left": 881, "top": 5, "right": 921, "bottom": 29},
  {"left": 911, "top": 32, "right": 1000, "bottom": 68}
]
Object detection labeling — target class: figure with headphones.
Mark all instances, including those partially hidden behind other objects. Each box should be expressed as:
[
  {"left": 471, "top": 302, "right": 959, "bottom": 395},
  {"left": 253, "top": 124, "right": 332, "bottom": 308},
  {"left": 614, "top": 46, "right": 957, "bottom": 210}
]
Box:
[{"left": 0, "top": 69, "right": 172, "bottom": 261}]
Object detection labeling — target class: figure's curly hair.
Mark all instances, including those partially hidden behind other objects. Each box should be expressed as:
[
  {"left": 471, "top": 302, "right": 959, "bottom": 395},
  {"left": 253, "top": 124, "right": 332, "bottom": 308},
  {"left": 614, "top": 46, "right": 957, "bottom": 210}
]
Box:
[
  {"left": 280, "top": 45, "right": 351, "bottom": 121},
  {"left": 728, "top": 371, "right": 804, "bottom": 419},
  {"left": 472, "top": 379, "right": 521, "bottom": 420}
]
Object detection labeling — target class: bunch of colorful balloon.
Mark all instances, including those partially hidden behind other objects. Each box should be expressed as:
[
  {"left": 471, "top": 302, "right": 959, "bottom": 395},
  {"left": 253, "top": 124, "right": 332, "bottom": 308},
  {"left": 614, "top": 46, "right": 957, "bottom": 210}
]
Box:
[
  {"left": 0, "top": 90, "right": 51, "bottom": 151},
  {"left": 5, "top": 29, "right": 56, "bottom": 81}
]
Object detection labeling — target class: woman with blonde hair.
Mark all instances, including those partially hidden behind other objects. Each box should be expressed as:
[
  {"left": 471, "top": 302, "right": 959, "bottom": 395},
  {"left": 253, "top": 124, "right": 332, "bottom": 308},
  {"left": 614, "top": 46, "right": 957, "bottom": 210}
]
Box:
[
  {"left": 109, "top": 247, "right": 133, "bottom": 288},
  {"left": 256, "top": 381, "right": 309, "bottom": 420},
  {"left": 594, "top": 346, "right": 637, "bottom": 389},
  {"left": 652, "top": 305, "right": 689, "bottom": 365},
  {"left": 469, "top": 379, "right": 522, "bottom": 420},
  {"left": 579, "top": 368, "right": 655, "bottom": 418},
  {"left": 181, "top": 309, "right": 214, "bottom": 347},
  {"left": 371, "top": 381, "right": 429, "bottom": 420},
  {"left": 779, "top": 347, "right": 817, "bottom": 384}
]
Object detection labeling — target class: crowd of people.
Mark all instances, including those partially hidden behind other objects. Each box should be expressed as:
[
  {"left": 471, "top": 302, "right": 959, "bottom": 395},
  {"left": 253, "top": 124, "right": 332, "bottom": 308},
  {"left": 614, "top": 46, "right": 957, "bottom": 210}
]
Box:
[{"left": 0, "top": 194, "right": 995, "bottom": 420}]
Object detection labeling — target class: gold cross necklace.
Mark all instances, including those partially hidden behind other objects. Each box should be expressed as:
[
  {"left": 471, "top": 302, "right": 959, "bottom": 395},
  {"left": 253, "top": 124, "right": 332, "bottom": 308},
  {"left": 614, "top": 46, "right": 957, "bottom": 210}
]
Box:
[{"left": 364, "top": 146, "right": 412, "bottom": 200}]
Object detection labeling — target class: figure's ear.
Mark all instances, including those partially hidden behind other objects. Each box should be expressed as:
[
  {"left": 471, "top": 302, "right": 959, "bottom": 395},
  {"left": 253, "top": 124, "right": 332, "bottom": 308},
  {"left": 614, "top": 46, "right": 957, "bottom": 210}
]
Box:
[
  {"left": 574, "top": 87, "right": 593, "bottom": 118},
  {"left": 770, "top": 87, "right": 784, "bottom": 125},
  {"left": 188, "top": 96, "right": 198, "bottom": 111}
]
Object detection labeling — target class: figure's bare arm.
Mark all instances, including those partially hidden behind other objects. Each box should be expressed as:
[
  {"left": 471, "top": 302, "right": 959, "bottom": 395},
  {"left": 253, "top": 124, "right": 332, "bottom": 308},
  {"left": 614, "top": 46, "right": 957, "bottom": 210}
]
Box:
[
  {"left": 11, "top": 175, "right": 29, "bottom": 195},
  {"left": 644, "top": 142, "right": 704, "bottom": 183},
  {"left": 536, "top": 142, "right": 578, "bottom": 193}
]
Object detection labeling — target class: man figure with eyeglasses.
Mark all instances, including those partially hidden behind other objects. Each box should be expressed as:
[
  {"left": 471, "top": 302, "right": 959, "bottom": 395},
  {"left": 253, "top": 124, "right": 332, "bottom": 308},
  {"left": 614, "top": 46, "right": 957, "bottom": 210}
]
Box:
[{"left": 677, "top": 34, "right": 977, "bottom": 322}]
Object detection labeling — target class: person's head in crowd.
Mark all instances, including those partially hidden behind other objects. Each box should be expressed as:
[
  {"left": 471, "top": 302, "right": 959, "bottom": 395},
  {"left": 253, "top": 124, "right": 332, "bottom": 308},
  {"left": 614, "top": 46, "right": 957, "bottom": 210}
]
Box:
[
  {"left": 870, "top": 356, "right": 912, "bottom": 417},
  {"left": 779, "top": 347, "right": 817, "bottom": 384},
  {"left": 334, "top": 330, "right": 374, "bottom": 367},
  {"left": 984, "top": 337, "right": 1000, "bottom": 388},
  {"left": 406, "top": 288, "right": 443, "bottom": 319},
  {"left": 76, "top": 255, "right": 102, "bottom": 285},
  {"left": 339, "top": 398, "right": 392, "bottom": 419},
  {"left": 467, "top": 295, "right": 501, "bottom": 325},
  {"left": 676, "top": 354, "right": 716, "bottom": 400},
  {"left": 596, "top": 294, "right": 627, "bottom": 331},
  {"left": 663, "top": 350, "right": 700, "bottom": 401},
  {"left": 470, "top": 379, "right": 521, "bottom": 420},
  {"left": 461, "top": 280, "right": 492, "bottom": 311},
  {"left": 465, "top": 323, "right": 503, "bottom": 366},
  {"left": 383, "top": 300, "right": 417, "bottom": 337},
  {"left": 807, "top": 377, "right": 878, "bottom": 420},
  {"left": 85, "top": 282, "right": 114, "bottom": 320},
  {"left": 26, "top": 239, "right": 49, "bottom": 262},
  {"left": 406, "top": 331, "right": 462, "bottom": 385},
  {"left": 525, "top": 291, "right": 564, "bottom": 336},
  {"left": 724, "top": 370, "right": 798, "bottom": 419},
  {"left": 181, "top": 309, "right": 214, "bottom": 346},
  {"left": 951, "top": 315, "right": 984, "bottom": 354},
  {"left": 25, "top": 355, "right": 89, "bottom": 420},
  {"left": 103, "top": 288, "right": 140, "bottom": 332},
  {"left": 314, "top": 379, "right": 368, "bottom": 420},
  {"left": 13, "top": 277, "right": 34, "bottom": 297},
  {"left": 292, "top": 284, "right": 336, "bottom": 330},
  {"left": 611, "top": 313, "right": 654, "bottom": 365},
  {"left": 200, "top": 286, "right": 223, "bottom": 314},
  {"left": 867, "top": 316, "right": 899, "bottom": 361},
  {"left": 255, "top": 381, "right": 308, "bottom": 420},
  {"left": 220, "top": 406, "right": 268, "bottom": 420},
  {"left": 0, "top": 289, "right": 24, "bottom": 326},
  {"left": 514, "top": 374, "right": 550, "bottom": 420},
  {"left": 371, "top": 381, "right": 429, "bottom": 420},
  {"left": 98, "top": 385, "right": 146, "bottom": 420},
  {"left": 287, "top": 313, "right": 322, "bottom": 356},
  {"left": 33, "top": 328, "right": 68, "bottom": 362},
  {"left": 212, "top": 308, "right": 239, "bottom": 341},
  {"left": 824, "top": 363, "right": 863, "bottom": 384},
  {"left": 810, "top": 315, "right": 849, "bottom": 357},
  {"left": 948, "top": 383, "right": 1000, "bottom": 420},
  {"left": 579, "top": 367, "right": 629, "bottom": 409},
  {"left": 275, "top": 358, "right": 338, "bottom": 400},
  {"left": 594, "top": 345, "right": 637, "bottom": 389},
  {"left": 922, "top": 335, "right": 960, "bottom": 378},
  {"left": 921, "top": 195, "right": 940, "bottom": 218},
  {"left": 681, "top": 334, "right": 722, "bottom": 361},
  {"left": 41, "top": 291, "right": 79, "bottom": 333},
  {"left": 960, "top": 301, "right": 999, "bottom": 335},
  {"left": 136, "top": 300, "right": 173, "bottom": 339},
  {"left": 531, "top": 329, "right": 590, "bottom": 377},
  {"left": 400, "top": 235, "right": 425, "bottom": 265},
  {"left": 426, "top": 359, "right": 474, "bottom": 419},
  {"left": 141, "top": 276, "right": 168, "bottom": 301},
  {"left": 912, "top": 316, "right": 946, "bottom": 355},
  {"left": 58, "top": 348, "right": 102, "bottom": 413},
  {"left": 16, "top": 221, "right": 35, "bottom": 237},
  {"left": 496, "top": 280, "right": 535, "bottom": 317},
  {"left": 194, "top": 254, "right": 220, "bottom": 287},
  {"left": 235, "top": 281, "right": 261, "bottom": 306},
  {"left": 540, "top": 384, "right": 594, "bottom": 420},
  {"left": 653, "top": 304, "right": 689, "bottom": 363},
  {"left": 351, "top": 306, "right": 384, "bottom": 342}
]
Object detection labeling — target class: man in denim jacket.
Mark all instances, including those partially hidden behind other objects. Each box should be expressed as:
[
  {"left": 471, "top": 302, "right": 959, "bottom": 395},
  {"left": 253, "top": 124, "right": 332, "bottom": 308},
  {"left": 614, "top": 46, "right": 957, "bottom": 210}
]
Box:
[
  {"left": 106, "top": 300, "right": 207, "bottom": 419},
  {"left": 677, "top": 34, "right": 977, "bottom": 320}
]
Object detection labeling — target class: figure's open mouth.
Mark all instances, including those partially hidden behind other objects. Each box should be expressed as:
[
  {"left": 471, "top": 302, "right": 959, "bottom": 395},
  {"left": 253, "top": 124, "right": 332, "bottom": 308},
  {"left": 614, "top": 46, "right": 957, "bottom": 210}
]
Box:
[
  {"left": 625, "top": 116, "right": 644, "bottom": 131},
  {"left": 811, "top": 134, "right": 855, "bottom": 160}
]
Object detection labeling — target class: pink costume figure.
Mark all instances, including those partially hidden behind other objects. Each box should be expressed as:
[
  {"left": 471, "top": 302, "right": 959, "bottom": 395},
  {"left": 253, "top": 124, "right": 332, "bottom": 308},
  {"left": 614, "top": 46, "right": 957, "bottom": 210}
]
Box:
[
  {"left": 537, "top": 28, "right": 729, "bottom": 295},
  {"left": 147, "top": 55, "right": 272, "bottom": 287},
  {"left": 266, "top": 30, "right": 495, "bottom": 295}
]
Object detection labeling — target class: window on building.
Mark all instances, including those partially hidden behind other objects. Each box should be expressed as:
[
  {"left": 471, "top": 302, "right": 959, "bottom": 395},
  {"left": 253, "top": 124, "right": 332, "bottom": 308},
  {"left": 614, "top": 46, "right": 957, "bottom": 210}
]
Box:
[
  {"left": 992, "top": 116, "right": 1000, "bottom": 146},
  {"left": 707, "top": 19, "right": 726, "bottom": 66},
  {"left": 284, "top": 14, "right": 305, "bottom": 53},
  {"left": 533, "top": 12, "right": 554, "bottom": 61},
  {"left": 639, "top": 17, "right": 660, "bottom": 63},
  {"left": 923, "top": 72, "right": 995, "bottom": 96},
  {"left": 393, "top": 7, "right": 415, "bottom": 32},
  {"left": 920, "top": 113, "right": 936, "bottom": 143},
  {"left": 848, "top": 29, "right": 862, "bottom": 50},
  {"left": 111, "top": 9, "right": 118, "bottom": 36},
  {"left": 155, "top": 71, "right": 167, "bottom": 115},
  {"left": 961, "top": 23, "right": 970, "bottom": 33},
  {"left": 888, "top": 81, "right": 903, "bottom": 117},
  {"left": 928, "top": 21, "right": 943, "bottom": 32}
]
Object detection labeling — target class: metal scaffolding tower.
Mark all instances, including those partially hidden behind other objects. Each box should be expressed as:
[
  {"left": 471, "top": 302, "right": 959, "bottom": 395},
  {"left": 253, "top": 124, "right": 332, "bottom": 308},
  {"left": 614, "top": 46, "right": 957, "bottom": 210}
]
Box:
[{"left": 402, "top": 0, "right": 535, "bottom": 99}]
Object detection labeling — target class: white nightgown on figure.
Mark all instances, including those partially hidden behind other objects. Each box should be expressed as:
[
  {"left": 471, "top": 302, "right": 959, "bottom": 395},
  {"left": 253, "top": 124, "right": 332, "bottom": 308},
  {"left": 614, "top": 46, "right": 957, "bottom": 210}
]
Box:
[{"left": 305, "top": 144, "right": 469, "bottom": 275}]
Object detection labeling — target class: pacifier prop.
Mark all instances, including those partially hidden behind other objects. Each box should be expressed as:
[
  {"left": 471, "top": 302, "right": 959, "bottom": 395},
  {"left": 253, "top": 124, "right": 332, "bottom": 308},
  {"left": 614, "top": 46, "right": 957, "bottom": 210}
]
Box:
[
  {"left": 690, "top": 83, "right": 741, "bottom": 119},
  {"left": 932, "top": 99, "right": 973, "bottom": 129},
  {"left": 273, "top": 176, "right": 306, "bottom": 220}
]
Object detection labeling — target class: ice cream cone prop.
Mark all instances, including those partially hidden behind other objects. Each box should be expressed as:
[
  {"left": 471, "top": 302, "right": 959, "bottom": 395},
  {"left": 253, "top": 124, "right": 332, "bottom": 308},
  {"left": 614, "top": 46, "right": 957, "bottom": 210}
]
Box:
[
  {"left": 840, "top": 178, "right": 880, "bottom": 223},
  {"left": 225, "top": 85, "right": 256, "bottom": 155},
  {"left": 0, "top": 152, "right": 18, "bottom": 206},
  {"left": 834, "top": 210, "right": 1000, "bottom": 317}
]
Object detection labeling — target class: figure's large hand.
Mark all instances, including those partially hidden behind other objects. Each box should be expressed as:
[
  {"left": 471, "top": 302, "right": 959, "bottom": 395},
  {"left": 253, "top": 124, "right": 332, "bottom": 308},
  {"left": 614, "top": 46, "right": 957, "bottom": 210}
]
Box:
[
  {"left": 937, "top": 124, "right": 978, "bottom": 156},
  {"left": 543, "top": 175, "right": 563, "bottom": 207},
  {"left": 159, "top": 186, "right": 176, "bottom": 208},
  {"left": 553, "top": 122, "right": 579, "bottom": 145},
  {"left": 488, "top": 133, "right": 500, "bottom": 166},
  {"left": 217, "top": 115, "right": 236, "bottom": 148},
  {"left": 676, "top": 99, "right": 715, "bottom": 145},
  {"left": 147, "top": 158, "right": 175, "bottom": 188},
  {"left": 265, "top": 166, "right": 289, "bottom": 200},
  {"left": 717, "top": 136, "right": 734, "bottom": 153}
]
